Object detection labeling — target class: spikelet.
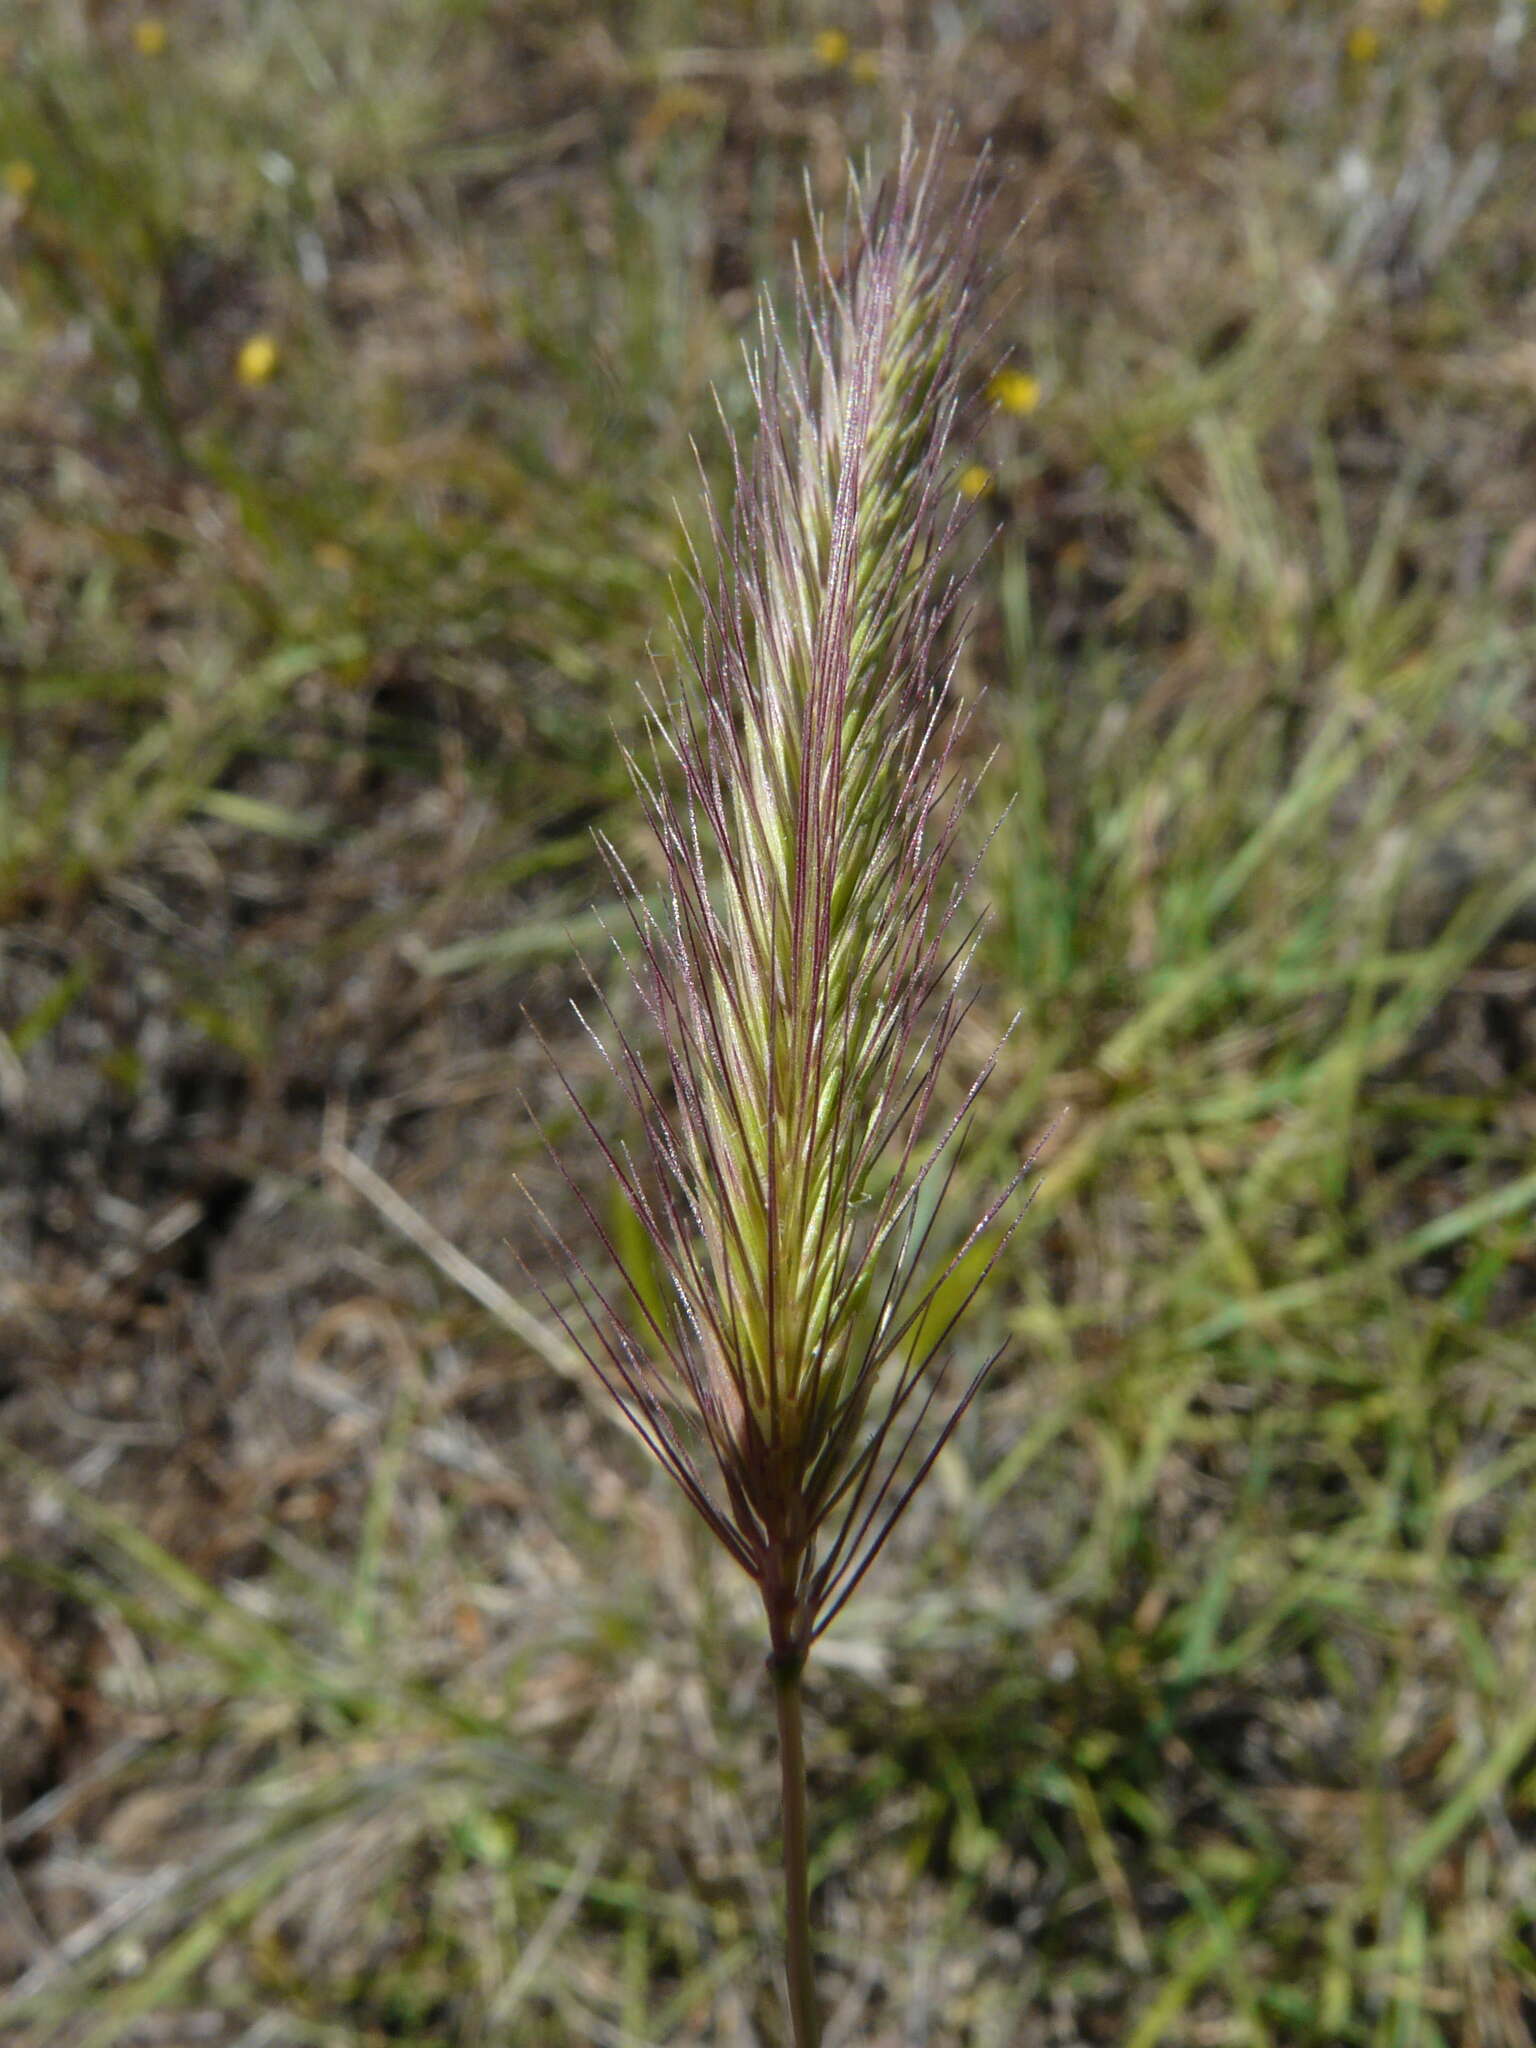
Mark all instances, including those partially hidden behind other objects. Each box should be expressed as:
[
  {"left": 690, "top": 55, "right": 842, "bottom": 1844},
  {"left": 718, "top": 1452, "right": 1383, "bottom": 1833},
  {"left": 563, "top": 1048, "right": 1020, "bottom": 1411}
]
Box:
[{"left": 527, "top": 127, "right": 1027, "bottom": 1666}]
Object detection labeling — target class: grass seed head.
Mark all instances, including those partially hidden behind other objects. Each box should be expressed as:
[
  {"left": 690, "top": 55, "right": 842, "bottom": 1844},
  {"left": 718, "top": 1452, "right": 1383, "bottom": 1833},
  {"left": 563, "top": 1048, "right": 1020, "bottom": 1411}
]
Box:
[{"left": 534, "top": 126, "right": 1024, "bottom": 1662}]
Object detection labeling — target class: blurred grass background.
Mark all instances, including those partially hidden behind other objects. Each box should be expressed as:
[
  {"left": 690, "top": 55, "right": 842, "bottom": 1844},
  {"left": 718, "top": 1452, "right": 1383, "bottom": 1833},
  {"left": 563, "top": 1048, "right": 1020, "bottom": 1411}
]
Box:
[{"left": 1, "top": 2, "right": 1534, "bottom": 2043}]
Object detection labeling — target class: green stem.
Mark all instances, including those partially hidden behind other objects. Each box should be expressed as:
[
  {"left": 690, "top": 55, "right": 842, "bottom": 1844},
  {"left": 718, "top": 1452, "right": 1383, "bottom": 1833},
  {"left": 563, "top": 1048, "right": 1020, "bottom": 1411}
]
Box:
[{"left": 772, "top": 1655, "right": 819, "bottom": 2048}]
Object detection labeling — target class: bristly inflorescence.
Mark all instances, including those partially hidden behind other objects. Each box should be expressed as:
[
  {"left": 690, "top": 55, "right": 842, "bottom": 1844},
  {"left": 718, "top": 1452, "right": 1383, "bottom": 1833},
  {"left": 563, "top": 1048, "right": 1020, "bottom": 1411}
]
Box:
[{"left": 526, "top": 127, "right": 1029, "bottom": 1668}]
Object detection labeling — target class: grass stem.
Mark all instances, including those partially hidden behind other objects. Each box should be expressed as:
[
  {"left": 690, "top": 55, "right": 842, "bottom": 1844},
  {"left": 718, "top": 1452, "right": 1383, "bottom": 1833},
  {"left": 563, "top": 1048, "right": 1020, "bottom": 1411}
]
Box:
[{"left": 772, "top": 1656, "right": 819, "bottom": 2048}]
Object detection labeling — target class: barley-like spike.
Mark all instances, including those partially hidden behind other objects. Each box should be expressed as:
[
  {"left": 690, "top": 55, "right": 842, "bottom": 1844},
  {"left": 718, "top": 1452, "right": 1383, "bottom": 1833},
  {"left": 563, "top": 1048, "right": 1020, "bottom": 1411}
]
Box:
[{"left": 540, "top": 124, "right": 1030, "bottom": 1669}]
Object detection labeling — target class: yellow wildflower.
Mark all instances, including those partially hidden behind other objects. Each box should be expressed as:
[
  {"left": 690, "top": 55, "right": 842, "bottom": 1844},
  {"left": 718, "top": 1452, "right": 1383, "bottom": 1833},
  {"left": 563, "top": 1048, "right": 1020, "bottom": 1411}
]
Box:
[
  {"left": 988, "top": 367, "right": 1041, "bottom": 415},
  {"left": 1346, "top": 24, "right": 1380, "bottom": 61},
  {"left": 133, "top": 18, "right": 168, "bottom": 56},
  {"left": 850, "top": 51, "right": 880, "bottom": 84},
  {"left": 813, "top": 28, "right": 850, "bottom": 67},
  {"left": 3, "top": 160, "right": 37, "bottom": 201},
  {"left": 958, "top": 463, "right": 992, "bottom": 500},
  {"left": 236, "top": 334, "right": 280, "bottom": 387},
  {"left": 1419, "top": 0, "right": 1447, "bottom": 14}
]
